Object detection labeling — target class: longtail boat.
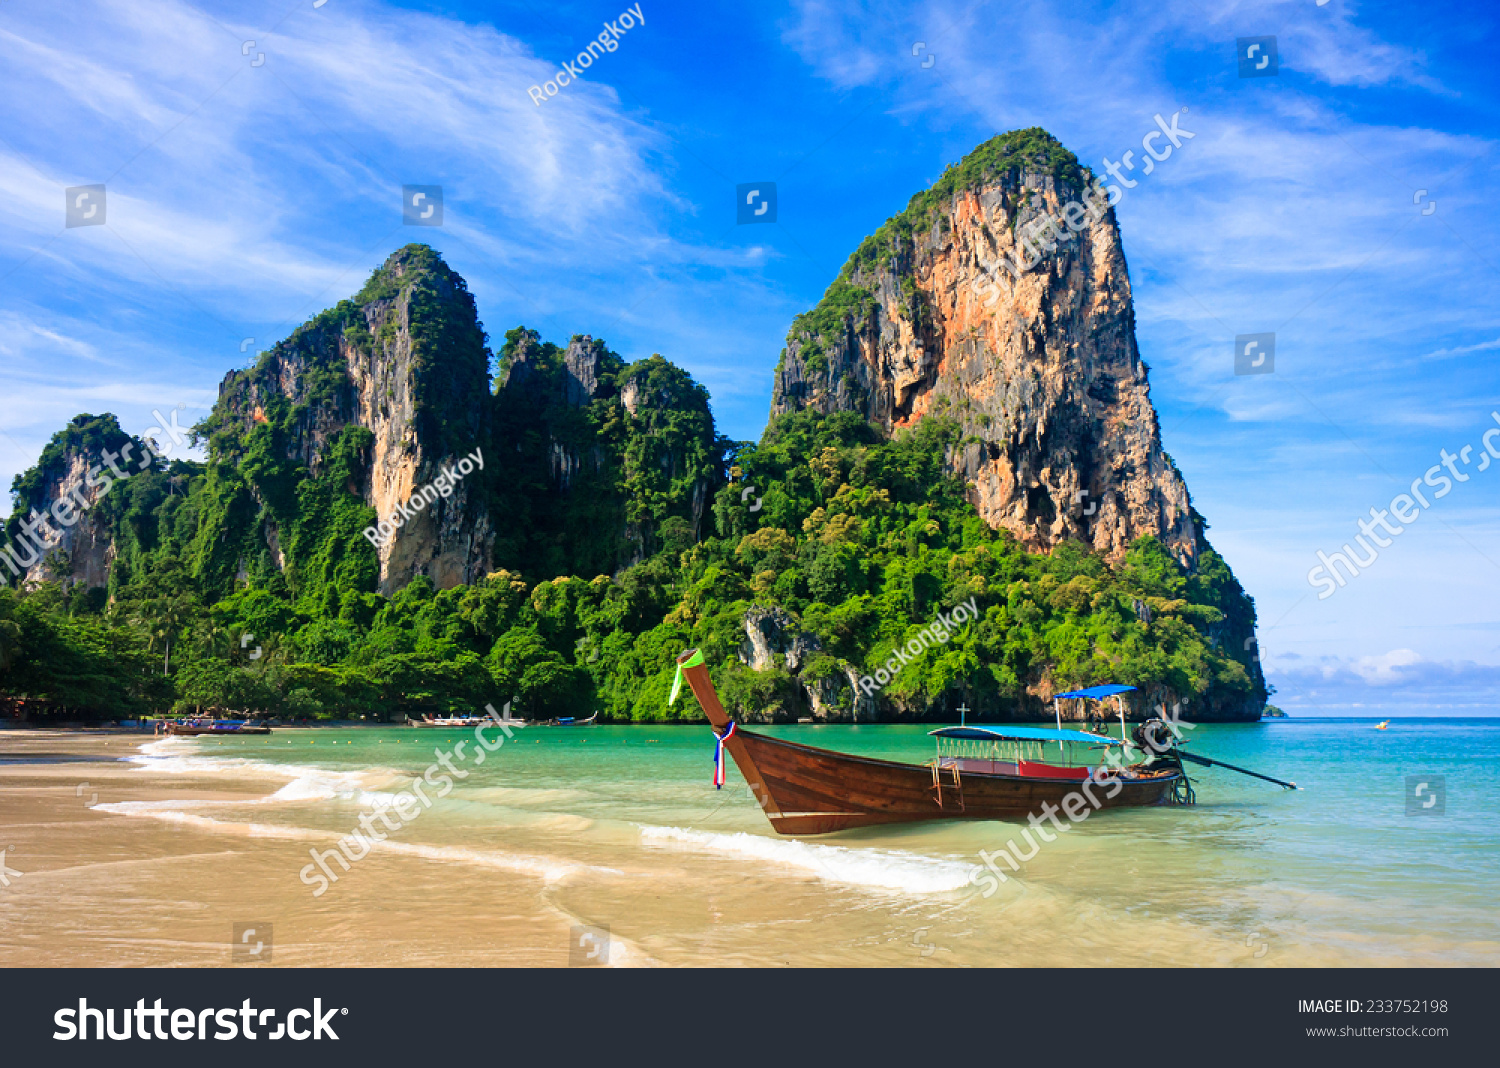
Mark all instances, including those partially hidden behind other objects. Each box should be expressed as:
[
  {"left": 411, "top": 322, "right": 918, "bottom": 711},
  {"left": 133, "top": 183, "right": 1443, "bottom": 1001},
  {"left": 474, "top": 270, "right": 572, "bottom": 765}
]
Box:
[
  {"left": 670, "top": 649, "right": 1186, "bottom": 835},
  {"left": 163, "top": 719, "right": 271, "bottom": 736},
  {"left": 406, "top": 714, "right": 487, "bottom": 728}
]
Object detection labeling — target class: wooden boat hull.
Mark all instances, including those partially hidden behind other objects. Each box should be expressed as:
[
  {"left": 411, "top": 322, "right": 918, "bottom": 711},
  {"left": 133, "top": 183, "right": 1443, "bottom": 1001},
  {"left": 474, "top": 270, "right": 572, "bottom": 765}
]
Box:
[
  {"left": 677, "top": 651, "right": 1177, "bottom": 835},
  {"left": 730, "top": 728, "right": 1175, "bottom": 834}
]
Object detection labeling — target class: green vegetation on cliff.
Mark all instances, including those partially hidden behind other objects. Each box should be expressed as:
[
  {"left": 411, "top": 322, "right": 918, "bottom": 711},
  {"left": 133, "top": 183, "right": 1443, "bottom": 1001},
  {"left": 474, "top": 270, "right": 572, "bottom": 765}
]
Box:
[
  {"left": 491, "top": 329, "right": 729, "bottom": 578},
  {"left": 0, "top": 246, "right": 1263, "bottom": 724},
  {"left": 1, "top": 406, "right": 1261, "bottom": 724},
  {"left": 845, "top": 127, "right": 1089, "bottom": 278}
]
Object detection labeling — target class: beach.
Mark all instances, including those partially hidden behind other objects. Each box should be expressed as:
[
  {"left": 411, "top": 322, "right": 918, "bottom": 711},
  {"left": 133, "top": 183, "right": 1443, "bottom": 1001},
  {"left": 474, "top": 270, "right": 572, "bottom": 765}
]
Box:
[{"left": 1, "top": 720, "right": 1496, "bottom": 968}]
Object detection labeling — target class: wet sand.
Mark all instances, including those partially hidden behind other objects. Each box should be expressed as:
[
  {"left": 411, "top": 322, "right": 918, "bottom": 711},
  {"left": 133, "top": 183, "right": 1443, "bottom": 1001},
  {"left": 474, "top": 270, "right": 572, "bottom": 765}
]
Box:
[{"left": 0, "top": 730, "right": 571, "bottom": 967}]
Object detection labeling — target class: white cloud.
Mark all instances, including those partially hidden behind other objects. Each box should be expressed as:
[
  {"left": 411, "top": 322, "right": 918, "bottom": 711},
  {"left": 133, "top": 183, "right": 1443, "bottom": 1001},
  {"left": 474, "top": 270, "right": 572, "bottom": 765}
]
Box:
[
  {"left": 0, "top": 0, "right": 682, "bottom": 327},
  {"left": 0, "top": 313, "right": 103, "bottom": 364},
  {"left": 1423, "top": 337, "right": 1500, "bottom": 359},
  {"left": 1267, "top": 649, "right": 1500, "bottom": 713},
  {"left": 1349, "top": 647, "right": 1424, "bottom": 684}
]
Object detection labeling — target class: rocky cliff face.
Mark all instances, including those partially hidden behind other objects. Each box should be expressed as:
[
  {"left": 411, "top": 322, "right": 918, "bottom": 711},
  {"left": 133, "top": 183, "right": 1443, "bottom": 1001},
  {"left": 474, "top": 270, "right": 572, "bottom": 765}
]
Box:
[
  {"left": 213, "top": 245, "right": 493, "bottom": 593},
  {"left": 0, "top": 415, "right": 142, "bottom": 590},
  {"left": 5, "top": 252, "right": 726, "bottom": 614},
  {"left": 737, "top": 605, "right": 875, "bottom": 723},
  {"left": 492, "top": 329, "right": 725, "bottom": 576},
  {"left": 500, "top": 332, "right": 621, "bottom": 494},
  {"left": 772, "top": 129, "right": 1195, "bottom": 567}
]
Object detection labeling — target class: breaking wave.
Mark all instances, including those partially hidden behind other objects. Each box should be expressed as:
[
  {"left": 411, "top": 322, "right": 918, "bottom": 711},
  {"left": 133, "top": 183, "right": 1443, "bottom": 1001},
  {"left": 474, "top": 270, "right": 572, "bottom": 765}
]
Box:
[{"left": 639, "top": 825, "right": 976, "bottom": 893}]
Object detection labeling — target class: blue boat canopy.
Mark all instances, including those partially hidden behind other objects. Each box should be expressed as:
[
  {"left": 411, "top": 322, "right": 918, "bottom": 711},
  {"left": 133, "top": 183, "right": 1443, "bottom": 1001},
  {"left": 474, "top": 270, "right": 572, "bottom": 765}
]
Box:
[
  {"left": 1054, "top": 684, "right": 1137, "bottom": 700},
  {"left": 929, "top": 726, "right": 1124, "bottom": 745}
]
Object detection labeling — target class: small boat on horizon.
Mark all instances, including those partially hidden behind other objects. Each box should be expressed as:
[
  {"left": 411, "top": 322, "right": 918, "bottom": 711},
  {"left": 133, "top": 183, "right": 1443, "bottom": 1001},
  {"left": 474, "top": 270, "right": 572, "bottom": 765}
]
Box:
[{"left": 1375, "top": 720, "right": 1390, "bottom": 730}]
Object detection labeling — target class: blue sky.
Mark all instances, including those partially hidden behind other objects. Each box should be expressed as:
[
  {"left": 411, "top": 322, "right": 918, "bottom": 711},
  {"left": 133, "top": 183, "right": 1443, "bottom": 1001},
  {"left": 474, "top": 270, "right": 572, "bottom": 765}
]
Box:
[{"left": 1, "top": 0, "right": 1497, "bottom": 713}]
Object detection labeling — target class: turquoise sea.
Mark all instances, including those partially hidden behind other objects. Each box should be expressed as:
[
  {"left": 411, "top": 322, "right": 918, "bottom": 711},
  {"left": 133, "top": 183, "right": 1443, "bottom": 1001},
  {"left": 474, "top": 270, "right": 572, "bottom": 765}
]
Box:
[{"left": 115, "top": 716, "right": 1500, "bottom": 966}]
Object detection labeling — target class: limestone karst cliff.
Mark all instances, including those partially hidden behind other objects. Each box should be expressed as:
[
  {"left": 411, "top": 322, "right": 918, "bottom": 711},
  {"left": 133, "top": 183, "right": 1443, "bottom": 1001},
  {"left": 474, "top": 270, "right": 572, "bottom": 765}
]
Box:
[
  {"left": 2, "top": 151, "right": 1265, "bottom": 724},
  {"left": 203, "top": 245, "right": 494, "bottom": 595},
  {"left": 1, "top": 248, "right": 725, "bottom": 612},
  {"left": 491, "top": 327, "right": 725, "bottom": 577},
  {"left": 772, "top": 128, "right": 1196, "bottom": 568},
  {"left": 0, "top": 415, "right": 145, "bottom": 591}
]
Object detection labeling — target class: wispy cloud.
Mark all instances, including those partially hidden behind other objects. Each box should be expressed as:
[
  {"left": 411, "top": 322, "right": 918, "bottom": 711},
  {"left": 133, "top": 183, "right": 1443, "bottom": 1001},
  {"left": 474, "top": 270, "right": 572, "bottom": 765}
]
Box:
[
  {"left": 0, "top": 0, "right": 744, "bottom": 503},
  {"left": 1423, "top": 337, "right": 1500, "bottom": 359}
]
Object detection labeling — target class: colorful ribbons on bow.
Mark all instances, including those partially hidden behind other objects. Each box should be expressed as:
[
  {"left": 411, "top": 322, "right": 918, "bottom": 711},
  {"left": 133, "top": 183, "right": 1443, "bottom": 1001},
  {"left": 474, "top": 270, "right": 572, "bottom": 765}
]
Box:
[
  {"left": 666, "top": 651, "right": 735, "bottom": 788},
  {"left": 712, "top": 721, "right": 737, "bottom": 789},
  {"left": 668, "top": 648, "right": 705, "bottom": 705}
]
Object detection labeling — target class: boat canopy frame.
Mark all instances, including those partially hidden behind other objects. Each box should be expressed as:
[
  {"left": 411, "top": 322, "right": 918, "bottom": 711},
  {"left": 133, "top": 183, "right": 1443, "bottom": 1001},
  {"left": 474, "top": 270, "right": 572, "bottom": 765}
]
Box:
[
  {"left": 929, "top": 725, "right": 1123, "bottom": 769},
  {"left": 1050, "top": 683, "right": 1138, "bottom": 738}
]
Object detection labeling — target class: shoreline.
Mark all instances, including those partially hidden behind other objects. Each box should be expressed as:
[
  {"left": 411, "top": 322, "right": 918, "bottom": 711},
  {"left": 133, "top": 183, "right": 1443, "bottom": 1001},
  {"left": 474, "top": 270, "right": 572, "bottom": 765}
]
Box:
[
  {"left": 3, "top": 714, "right": 1498, "bottom": 735},
  {"left": 2, "top": 726, "right": 1497, "bottom": 967},
  {"left": 0, "top": 729, "right": 585, "bottom": 966}
]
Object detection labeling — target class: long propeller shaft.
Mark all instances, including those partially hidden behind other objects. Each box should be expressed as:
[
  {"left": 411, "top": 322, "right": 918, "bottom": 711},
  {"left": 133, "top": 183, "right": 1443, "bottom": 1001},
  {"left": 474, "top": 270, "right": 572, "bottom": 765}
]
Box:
[{"left": 1175, "top": 749, "right": 1298, "bottom": 790}]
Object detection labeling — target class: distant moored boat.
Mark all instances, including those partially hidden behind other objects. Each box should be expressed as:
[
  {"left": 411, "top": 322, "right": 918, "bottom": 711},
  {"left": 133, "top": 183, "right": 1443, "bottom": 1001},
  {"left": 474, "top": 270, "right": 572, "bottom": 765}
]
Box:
[
  {"left": 163, "top": 719, "right": 271, "bottom": 736},
  {"left": 543, "top": 712, "right": 598, "bottom": 727}
]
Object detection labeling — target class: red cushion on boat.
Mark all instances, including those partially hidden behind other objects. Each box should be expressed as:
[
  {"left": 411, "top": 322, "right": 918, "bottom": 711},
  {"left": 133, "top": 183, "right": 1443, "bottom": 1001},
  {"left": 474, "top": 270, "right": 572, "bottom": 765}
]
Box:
[{"left": 1017, "top": 761, "right": 1091, "bottom": 780}]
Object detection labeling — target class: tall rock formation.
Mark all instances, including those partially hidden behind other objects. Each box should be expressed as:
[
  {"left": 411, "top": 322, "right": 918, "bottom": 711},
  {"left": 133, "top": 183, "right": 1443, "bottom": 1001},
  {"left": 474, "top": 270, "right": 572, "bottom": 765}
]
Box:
[
  {"left": 772, "top": 128, "right": 1195, "bottom": 567},
  {"left": 205, "top": 245, "right": 493, "bottom": 594},
  {"left": 492, "top": 329, "right": 725, "bottom": 577},
  {"left": 0, "top": 415, "right": 145, "bottom": 590}
]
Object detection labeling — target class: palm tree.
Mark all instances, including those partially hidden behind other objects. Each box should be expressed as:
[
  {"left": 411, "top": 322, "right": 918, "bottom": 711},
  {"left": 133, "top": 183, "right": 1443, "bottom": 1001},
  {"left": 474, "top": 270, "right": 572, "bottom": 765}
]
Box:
[{"left": 129, "top": 592, "right": 197, "bottom": 675}]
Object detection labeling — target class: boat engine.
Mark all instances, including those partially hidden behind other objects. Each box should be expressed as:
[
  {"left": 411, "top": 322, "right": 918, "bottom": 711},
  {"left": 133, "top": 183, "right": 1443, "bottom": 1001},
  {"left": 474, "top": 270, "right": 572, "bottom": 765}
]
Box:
[
  {"left": 1131, "top": 717, "right": 1176, "bottom": 755},
  {"left": 1132, "top": 718, "right": 1196, "bottom": 804}
]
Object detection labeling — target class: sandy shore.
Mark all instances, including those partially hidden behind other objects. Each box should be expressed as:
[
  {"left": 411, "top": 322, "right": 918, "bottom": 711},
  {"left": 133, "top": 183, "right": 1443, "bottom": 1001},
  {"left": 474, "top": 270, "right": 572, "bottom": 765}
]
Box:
[
  {"left": 0, "top": 729, "right": 574, "bottom": 967},
  {"left": 8, "top": 724, "right": 1494, "bottom": 969}
]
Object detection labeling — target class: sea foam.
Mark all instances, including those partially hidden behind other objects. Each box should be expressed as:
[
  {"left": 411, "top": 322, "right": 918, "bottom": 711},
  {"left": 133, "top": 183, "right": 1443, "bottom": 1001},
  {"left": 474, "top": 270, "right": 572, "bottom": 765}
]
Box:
[
  {"left": 93, "top": 804, "right": 619, "bottom": 883},
  {"left": 128, "top": 738, "right": 400, "bottom": 803},
  {"left": 639, "top": 825, "right": 977, "bottom": 893}
]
